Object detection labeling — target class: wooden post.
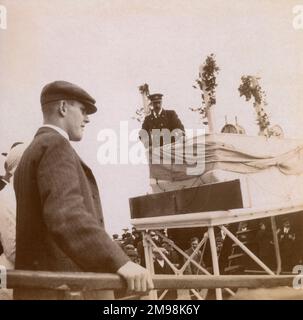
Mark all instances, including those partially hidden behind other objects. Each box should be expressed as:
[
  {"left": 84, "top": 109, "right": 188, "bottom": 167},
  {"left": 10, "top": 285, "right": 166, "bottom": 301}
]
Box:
[
  {"left": 201, "top": 78, "right": 215, "bottom": 133},
  {"left": 205, "top": 107, "right": 215, "bottom": 134},
  {"left": 142, "top": 232, "right": 158, "bottom": 300},
  {"left": 270, "top": 216, "right": 282, "bottom": 275},
  {"left": 208, "top": 226, "right": 223, "bottom": 300}
]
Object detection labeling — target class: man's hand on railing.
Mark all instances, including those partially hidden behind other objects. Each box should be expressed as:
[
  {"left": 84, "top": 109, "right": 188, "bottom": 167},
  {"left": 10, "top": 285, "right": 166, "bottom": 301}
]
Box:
[{"left": 117, "top": 261, "right": 154, "bottom": 293}]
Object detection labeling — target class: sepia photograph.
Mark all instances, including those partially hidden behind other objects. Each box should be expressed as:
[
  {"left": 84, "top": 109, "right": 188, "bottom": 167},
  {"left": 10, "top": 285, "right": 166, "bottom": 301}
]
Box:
[{"left": 0, "top": 0, "right": 303, "bottom": 302}]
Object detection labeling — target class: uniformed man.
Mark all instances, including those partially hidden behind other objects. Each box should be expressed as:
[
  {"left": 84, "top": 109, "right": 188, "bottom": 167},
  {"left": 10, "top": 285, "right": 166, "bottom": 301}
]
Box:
[{"left": 139, "top": 93, "right": 185, "bottom": 149}]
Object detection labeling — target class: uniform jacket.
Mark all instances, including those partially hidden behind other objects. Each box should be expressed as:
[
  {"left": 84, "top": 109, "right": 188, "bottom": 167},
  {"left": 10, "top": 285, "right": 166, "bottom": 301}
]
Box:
[
  {"left": 13, "top": 127, "right": 129, "bottom": 299},
  {"left": 140, "top": 109, "right": 184, "bottom": 147}
]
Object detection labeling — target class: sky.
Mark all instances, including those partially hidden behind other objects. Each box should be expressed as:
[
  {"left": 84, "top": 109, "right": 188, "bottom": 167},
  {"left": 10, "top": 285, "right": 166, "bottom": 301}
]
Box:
[{"left": 0, "top": 0, "right": 303, "bottom": 235}]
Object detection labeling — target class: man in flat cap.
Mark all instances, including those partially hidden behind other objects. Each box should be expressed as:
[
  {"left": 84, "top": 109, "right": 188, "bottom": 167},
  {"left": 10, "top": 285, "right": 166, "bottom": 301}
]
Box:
[
  {"left": 13, "top": 81, "right": 153, "bottom": 299},
  {"left": 139, "top": 93, "right": 185, "bottom": 149}
]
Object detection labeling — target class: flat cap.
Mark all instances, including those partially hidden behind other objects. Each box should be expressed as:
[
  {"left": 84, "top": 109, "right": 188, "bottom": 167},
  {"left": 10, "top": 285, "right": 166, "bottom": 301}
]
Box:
[
  {"left": 40, "top": 80, "right": 97, "bottom": 114},
  {"left": 148, "top": 93, "right": 163, "bottom": 102}
]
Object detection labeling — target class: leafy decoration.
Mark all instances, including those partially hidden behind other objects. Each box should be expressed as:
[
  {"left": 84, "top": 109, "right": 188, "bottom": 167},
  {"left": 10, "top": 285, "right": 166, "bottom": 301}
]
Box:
[
  {"left": 131, "top": 107, "right": 145, "bottom": 123},
  {"left": 132, "top": 83, "right": 150, "bottom": 123},
  {"left": 139, "top": 83, "right": 150, "bottom": 95},
  {"left": 238, "top": 76, "right": 271, "bottom": 134},
  {"left": 190, "top": 54, "right": 219, "bottom": 126}
]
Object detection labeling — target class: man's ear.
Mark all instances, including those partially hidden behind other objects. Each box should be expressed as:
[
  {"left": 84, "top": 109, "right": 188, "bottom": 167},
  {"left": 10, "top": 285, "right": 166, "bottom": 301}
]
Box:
[{"left": 58, "top": 101, "right": 68, "bottom": 117}]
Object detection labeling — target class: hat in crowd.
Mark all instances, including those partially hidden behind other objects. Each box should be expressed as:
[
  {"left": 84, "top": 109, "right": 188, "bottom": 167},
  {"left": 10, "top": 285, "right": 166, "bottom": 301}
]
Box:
[
  {"left": 148, "top": 93, "right": 163, "bottom": 102},
  {"left": 126, "top": 249, "right": 138, "bottom": 258},
  {"left": 152, "top": 247, "right": 168, "bottom": 256},
  {"left": 282, "top": 218, "right": 290, "bottom": 224},
  {"left": 124, "top": 244, "right": 135, "bottom": 250},
  {"left": 40, "top": 80, "right": 97, "bottom": 115},
  {"left": 1, "top": 142, "right": 27, "bottom": 190},
  {"left": 1, "top": 142, "right": 23, "bottom": 157},
  {"left": 3, "top": 142, "right": 27, "bottom": 176}
]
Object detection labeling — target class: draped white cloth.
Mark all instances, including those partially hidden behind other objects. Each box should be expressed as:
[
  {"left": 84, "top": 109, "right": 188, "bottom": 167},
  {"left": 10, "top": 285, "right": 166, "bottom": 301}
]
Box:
[
  {"left": 149, "top": 134, "right": 303, "bottom": 208},
  {"left": 149, "top": 134, "right": 303, "bottom": 181}
]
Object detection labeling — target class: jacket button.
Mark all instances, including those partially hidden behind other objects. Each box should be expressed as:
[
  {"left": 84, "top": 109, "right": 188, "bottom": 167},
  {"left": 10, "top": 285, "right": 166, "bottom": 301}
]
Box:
[{"left": 33, "top": 260, "right": 39, "bottom": 267}]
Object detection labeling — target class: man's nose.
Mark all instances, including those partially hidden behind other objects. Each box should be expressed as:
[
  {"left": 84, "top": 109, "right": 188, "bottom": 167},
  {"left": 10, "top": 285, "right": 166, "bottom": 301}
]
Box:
[{"left": 84, "top": 115, "right": 90, "bottom": 123}]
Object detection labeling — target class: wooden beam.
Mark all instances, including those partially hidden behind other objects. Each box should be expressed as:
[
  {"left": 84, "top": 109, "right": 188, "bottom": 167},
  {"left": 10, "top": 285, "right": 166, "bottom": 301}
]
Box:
[{"left": 6, "top": 270, "right": 299, "bottom": 290}]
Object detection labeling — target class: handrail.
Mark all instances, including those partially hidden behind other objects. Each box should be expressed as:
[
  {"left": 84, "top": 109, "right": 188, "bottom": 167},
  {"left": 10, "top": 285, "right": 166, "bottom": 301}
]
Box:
[{"left": 6, "top": 270, "right": 298, "bottom": 291}]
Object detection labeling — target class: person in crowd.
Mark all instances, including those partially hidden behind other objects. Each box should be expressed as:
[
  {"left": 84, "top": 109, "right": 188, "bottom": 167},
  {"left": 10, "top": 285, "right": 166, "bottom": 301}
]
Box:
[
  {"left": 162, "top": 240, "right": 180, "bottom": 268},
  {"left": 136, "top": 236, "right": 145, "bottom": 268},
  {"left": 0, "top": 142, "right": 26, "bottom": 300},
  {"left": 124, "top": 244, "right": 140, "bottom": 264},
  {"left": 13, "top": 80, "right": 153, "bottom": 299},
  {"left": 277, "top": 219, "right": 296, "bottom": 272},
  {"left": 152, "top": 247, "right": 177, "bottom": 299},
  {"left": 112, "top": 234, "right": 123, "bottom": 249},
  {"left": 132, "top": 228, "right": 141, "bottom": 248},
  {"left": 184, "top": 237, "right": 205, "bottom": 275},
  {"left": 149, "top": 231, "right": 162, "bottom": 247},
  {"left": 153, "top": 247, "right": 171, "bottom": 275},
  {"left": 255, "top": 221, "right": 274, "bottom": 269},
  {"left": 122, "top": 228, "right": 134, "bottom": 246},
  {"left": 184, "top": 236, "right": 208, "bottom": 299}
]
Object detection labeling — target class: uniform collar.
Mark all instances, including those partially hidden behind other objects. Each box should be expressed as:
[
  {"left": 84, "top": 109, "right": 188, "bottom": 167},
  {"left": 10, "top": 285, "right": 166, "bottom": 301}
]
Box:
[
  {"left": 42, "top": 124, "right": 69, "bottom": 140},
  {"left": 153, "top": 108, "right": 163, "bottom": 118}
]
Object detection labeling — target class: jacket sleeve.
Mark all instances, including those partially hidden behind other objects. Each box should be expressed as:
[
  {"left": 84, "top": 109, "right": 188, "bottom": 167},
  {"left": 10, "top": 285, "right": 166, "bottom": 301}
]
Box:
[
  {"left": 37, "top": 137, "right": 130, "bottom": 272},
  {"left": 170, "top": 111, "right": 185, "bottom": 132}
]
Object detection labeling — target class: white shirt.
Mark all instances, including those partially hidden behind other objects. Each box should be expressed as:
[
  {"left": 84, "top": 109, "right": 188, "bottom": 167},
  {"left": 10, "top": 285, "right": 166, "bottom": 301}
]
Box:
[
  {"left": 157, "top": 259, "right": 165, "bottom": 268},
  {"left": 42, "top": 124, "right": 69, "bottom": 140}
]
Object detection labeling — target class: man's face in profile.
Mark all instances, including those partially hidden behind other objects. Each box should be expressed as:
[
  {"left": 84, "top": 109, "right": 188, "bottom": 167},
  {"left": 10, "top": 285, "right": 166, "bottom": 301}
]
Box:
[{"left": 65, "top": 101, "right": 90, "bottom": 141}]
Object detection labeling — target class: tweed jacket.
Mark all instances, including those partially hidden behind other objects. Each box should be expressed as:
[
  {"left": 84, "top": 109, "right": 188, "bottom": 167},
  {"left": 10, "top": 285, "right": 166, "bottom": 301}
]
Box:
[{"left": 13, "top": 127, "right": 129, "bottom": 299}]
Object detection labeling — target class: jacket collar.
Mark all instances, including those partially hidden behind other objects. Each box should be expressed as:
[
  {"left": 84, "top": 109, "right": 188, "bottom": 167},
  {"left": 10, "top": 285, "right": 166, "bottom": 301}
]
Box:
[
  {"left": 152, "top": 108, "right": 163, "bottom": 118},
  {"left": 41, "top": 124, "right": 69, "bottom": 140},
  {"left": 150, "top": 108, "right": 166, "bottom": 119},
  {"left": 35, "top": 126, "right": 64, "bottom": 138},
  {"left": 34, "top": 127, "right": 93, "bottom": 175}
]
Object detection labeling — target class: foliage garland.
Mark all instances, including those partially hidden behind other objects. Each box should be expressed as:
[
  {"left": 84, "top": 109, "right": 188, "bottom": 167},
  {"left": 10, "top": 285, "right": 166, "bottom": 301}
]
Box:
[{"left": 190, "top": 53, "right": 220, "bottom": 126}]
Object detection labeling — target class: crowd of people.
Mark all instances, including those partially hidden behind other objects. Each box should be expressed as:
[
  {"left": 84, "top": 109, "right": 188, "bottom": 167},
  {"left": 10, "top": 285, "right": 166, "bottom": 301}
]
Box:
[
  {"left": 112, "top": 228, "right": 208, "bottom": 276},
  {"left": 113, "top": 219, "right": 302, "bottom": 279},
  {"left": 112, "top": 228, "right": 209, "bottom": 299}
]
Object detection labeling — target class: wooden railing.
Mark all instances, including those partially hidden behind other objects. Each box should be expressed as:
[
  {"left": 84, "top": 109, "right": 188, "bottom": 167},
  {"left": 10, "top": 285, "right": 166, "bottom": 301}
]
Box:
[{"left": 6, "top": 270, "right": 298, "bottom": 295}]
